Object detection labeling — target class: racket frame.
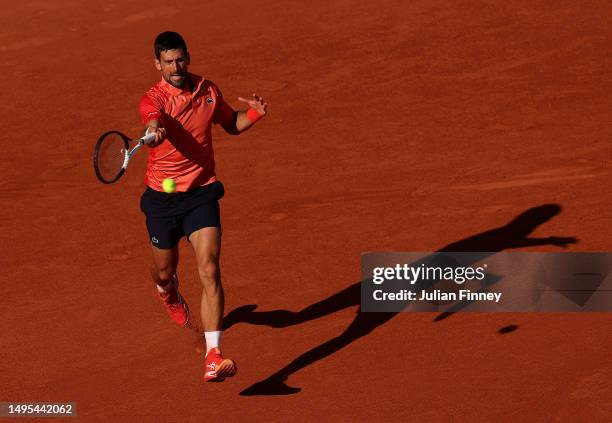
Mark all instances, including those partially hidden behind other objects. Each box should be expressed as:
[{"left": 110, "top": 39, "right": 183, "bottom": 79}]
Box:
[{"left": 93, "top": 131, "right": 156, "bottom": 184}]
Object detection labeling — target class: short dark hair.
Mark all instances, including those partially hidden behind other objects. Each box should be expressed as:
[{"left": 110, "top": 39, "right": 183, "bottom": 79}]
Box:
[{"left": 154, "top": 31, "right": 188, "bottom": 59}]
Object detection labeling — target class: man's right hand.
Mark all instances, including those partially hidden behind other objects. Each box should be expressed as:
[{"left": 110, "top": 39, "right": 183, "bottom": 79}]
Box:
[{"left": 145, "top": 120, "right": 167, "bottom": 147}]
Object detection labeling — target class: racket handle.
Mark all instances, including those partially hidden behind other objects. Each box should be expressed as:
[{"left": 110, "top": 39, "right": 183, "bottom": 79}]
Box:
[{"left": 141, "top": 132, "right": 157, "bottom": 145}]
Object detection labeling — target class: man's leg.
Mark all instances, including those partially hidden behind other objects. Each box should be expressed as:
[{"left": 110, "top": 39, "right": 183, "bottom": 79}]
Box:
[
  {"left": 189, "top": 227, "right": 236, "bottom": 381},
  {"left": 150, "top": 244, "right": 189, "bottom": 326},
  {"left": 141, "top": 183, "right": 189, "bottom": 325},
  {"left": 189, "top": 227, "right": 223, "bottom": 330},
  {"left": 150, "top": 244, "right": 179, "bottom": 287}
]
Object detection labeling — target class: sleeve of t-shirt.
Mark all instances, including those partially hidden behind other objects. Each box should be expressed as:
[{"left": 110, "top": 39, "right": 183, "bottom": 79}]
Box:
[
  {"left": 139, "top": 93, "right": 163, "bottom": 125},
  {"left": 212, "top": 85, "right": 236, "bottom": 127}
]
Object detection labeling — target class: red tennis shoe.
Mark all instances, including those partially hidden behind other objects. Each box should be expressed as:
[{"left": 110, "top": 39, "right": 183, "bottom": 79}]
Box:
[
  {"left": 158, "top": 277, "right": 189, "bottom": 326},
  {"left": 204, "top": 348, "right": 237, "bottom": 382}
]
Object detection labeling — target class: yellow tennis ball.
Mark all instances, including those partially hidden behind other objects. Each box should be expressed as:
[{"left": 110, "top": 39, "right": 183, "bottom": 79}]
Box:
[{"left": 162, "top": 178, "right": 176, "bottom": 193}]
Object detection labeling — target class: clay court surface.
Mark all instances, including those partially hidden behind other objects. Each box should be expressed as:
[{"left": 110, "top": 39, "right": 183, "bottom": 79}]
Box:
[{"left": 2, "top": 0, "right": 611, "bottom": 421}]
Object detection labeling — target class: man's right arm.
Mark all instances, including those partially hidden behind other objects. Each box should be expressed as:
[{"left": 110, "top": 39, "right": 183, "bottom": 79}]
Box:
[
  {"left": 139, "top": 94, "right": 166, "bottom": 147},
  {"left": 144, "top": 118, "right": 166, "bottom": 147}
]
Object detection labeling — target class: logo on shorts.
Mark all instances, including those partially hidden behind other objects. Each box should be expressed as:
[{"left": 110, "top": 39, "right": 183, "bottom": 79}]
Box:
[
  {"left": 206, "top": 97, "right": 214, "bottom": 104},
  {"left": 151, "top": 236, "right": 159, "bottom": 244}
]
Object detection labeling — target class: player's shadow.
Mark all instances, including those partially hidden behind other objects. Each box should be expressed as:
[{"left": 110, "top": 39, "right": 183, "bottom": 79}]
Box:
[{"left": 225, "top": 204, "right": 577, "bottom": 396}]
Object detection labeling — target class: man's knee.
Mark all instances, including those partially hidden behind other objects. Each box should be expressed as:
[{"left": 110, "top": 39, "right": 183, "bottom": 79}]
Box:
[{"left": 198, "top": 256, "right": 220, "bottom": 286}]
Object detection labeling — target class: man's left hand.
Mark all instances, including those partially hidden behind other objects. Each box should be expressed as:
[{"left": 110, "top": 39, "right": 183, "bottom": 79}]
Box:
[{"left": 238, "top": 93, "right": 268, "bottom": 117}]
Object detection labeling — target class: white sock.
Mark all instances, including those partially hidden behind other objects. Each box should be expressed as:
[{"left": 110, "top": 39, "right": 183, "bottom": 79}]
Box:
[
  {"left": 204, "top": 331, "right": 222, "bottom": 354},
  {"left": 156, "top": 275, "right": 176, "bottom": 293}
]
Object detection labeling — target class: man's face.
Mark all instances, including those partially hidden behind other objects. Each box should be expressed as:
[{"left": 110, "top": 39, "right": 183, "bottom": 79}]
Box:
[{"left": 155, "top": 48, "right": 190, "bottom": 88}]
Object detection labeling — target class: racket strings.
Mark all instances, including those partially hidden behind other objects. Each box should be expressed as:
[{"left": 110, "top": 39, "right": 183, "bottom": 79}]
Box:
[{"left": 95, "top": 133, "right": 128, "bottom": 183}]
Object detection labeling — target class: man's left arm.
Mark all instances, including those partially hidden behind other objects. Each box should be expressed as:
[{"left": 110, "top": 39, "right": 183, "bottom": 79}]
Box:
[{"left": 214, "top": 93, "right": 267, "bottom": 135}]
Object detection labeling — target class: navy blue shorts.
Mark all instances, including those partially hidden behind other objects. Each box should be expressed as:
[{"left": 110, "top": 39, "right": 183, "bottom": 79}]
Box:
[{"left": 140, "top": 181, "right": 224, "bottom": 249}]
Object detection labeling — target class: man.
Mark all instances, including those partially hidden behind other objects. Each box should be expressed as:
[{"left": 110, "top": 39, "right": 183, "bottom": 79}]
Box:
[{"left": 139, "top": 31, "right": 267, "bottom": 382}]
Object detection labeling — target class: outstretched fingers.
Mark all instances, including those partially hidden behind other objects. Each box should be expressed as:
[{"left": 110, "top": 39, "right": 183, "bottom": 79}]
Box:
[{"left": 238, "top": 93, "right": 266, "bottom": 106}]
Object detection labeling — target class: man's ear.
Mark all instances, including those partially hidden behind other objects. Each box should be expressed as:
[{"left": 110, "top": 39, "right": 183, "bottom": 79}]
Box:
[
  {"left": 154, "top": 59, "right": 162, "bottom": 71},
  {"left": 186, "top": 52, "right": 190, "bottom": 65}
]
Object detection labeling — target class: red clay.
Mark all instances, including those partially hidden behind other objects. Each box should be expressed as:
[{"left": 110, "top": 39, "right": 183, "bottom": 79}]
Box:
[{"left": 2, "top": 0, "right": 611, "bottom": 421}]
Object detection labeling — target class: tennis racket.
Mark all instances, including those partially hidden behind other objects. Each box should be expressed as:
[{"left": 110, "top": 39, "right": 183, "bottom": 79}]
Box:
[{"left": 93, "top": 131, "right": 156, "bottom": 184}]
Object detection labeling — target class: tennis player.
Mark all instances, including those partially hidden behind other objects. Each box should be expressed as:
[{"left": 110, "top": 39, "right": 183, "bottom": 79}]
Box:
[{"left": 139, "top": 31, "right": 267, "bottom": 382}]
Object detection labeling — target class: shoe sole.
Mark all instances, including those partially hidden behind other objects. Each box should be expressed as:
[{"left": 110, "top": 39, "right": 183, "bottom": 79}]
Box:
[
  {"left": 205, "top": 359, "right": 237, "bottom": 382},
  {"left": 176, "top": 292, "right": 190, "bottom": 326}
]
